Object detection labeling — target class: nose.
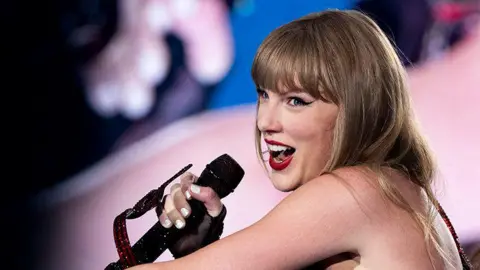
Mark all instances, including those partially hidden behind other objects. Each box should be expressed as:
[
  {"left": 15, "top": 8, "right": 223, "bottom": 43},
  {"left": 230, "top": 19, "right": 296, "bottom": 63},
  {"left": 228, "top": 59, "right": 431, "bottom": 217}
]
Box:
[{"left": 257, "top": 103, "right": 282, "bottom": 134}]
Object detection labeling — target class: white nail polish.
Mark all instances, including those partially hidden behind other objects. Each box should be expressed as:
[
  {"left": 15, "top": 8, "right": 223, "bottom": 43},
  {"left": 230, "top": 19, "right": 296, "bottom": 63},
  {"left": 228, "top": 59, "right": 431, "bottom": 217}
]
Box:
[
  {"left": 163, "top": 218, "right": 172, "bottom": 228},
  {"left": 185, "top": 190, "right": 192, "bottom": 200},
  {"left": 175, "top": 220, "right": 185, "bottom": 229},
  {"left": 190, "top": 184, "right": 201, "bottom": 194},
  {"left": 181, "top": 208, "right": 189, "bottom": 217}
]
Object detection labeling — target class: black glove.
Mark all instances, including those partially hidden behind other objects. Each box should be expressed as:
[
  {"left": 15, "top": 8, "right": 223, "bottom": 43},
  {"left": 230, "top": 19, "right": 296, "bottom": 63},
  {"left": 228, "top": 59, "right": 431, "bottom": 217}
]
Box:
[{"left": 167, "top": 205, "right": 227, "bottom": 259}]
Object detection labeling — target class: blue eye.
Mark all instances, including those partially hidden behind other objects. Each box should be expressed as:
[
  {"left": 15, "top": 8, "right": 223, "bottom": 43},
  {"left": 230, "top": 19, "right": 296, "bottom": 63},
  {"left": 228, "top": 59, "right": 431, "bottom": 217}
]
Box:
[
  {"left": 287, "top": 97, "right": 310, "bottom": 107},
  {"left": 256, "top": 88, "right": 269, "bottom": 101}
]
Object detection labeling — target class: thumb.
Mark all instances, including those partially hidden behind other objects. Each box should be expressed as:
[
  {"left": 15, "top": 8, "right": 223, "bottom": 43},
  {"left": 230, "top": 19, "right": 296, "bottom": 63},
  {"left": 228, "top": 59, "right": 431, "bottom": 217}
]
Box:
[{"left": 188, "top": 184, "right": 223, "bottom": 217}]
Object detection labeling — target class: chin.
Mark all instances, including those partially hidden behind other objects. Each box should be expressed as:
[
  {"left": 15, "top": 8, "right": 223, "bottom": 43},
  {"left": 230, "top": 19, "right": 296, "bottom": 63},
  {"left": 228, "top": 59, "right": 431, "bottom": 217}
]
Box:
[{"left": 270, "top": 173, "right": 300, "bottom": 192}]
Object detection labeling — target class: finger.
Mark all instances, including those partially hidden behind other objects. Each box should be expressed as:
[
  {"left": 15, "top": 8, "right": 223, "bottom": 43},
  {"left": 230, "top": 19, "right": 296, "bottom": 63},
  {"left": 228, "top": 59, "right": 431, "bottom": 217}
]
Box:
[
  {"left": 188, "top": 184, "right": 224, "bottom": 217},
  {"left": 159, "top": 209, "right": 173, "bottom": 228},
  {"left": 158, "top": 195, "right": 172, "bottom": 228},
  {"left": 170, "top": 183, "right": 181, "bottom": 193},
  {"left": 180, "top": 172, "right": 198, "bottom": 200},
  {"left": 172, "top": 184, "right": 191, "bottom": 218},
  {"left": 180, "top": 172, "right": 197, "bottom": 186},
  {"left": 164, "top": 194, "right": 186, "bottom": 229}
]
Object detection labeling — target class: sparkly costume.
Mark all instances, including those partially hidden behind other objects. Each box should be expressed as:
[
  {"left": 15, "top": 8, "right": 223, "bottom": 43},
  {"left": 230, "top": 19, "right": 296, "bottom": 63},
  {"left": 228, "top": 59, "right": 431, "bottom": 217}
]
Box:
[{"left": 437, "top": 203, "right": 473, "bottom": 269}]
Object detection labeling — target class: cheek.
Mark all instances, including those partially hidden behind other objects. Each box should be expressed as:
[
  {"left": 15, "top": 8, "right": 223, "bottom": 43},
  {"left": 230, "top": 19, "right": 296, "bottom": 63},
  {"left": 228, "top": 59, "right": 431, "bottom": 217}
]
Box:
[
  {"left": 288, "top": 125, "right": 322, "bottom": 141},
  {"left": 286, "top": 115, "right": 334, "bottom": 142},
  {"left": 287, "top": 116, "right": 336, "bottom": 160}
]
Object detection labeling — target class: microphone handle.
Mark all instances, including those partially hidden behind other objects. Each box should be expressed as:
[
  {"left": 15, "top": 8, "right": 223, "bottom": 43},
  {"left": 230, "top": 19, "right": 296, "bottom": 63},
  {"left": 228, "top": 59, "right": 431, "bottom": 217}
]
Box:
[{"left": 107, "top": 200, "right": 207, "bottom": 269}]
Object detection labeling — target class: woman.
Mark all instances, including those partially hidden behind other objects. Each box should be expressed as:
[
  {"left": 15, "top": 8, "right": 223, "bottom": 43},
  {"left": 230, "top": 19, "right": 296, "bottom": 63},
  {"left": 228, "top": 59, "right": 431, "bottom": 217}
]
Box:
[{"left": 132, "top": 10, "right": 472, "bottom": 269}]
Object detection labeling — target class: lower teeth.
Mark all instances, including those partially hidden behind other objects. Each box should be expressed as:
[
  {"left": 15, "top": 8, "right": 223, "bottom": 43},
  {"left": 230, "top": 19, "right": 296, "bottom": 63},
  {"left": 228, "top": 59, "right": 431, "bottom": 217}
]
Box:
[
  {"left": 271, "top": 148, "right": 296, "bottom": 162},
  {"left": 274, "top": 152, "right": 291, "bottom": 162}
]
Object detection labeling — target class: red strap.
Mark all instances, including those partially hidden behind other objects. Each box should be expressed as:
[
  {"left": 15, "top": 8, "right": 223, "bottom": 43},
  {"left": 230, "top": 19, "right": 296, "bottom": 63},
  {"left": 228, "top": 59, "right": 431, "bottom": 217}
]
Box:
[
  {"left": 437, "top": 203, "right": 473, "bottom": 269},
  {"left": 114, "top": 211, "right": 137, "bottom": 267},
  {"left": 111, "top": 164, "right": 193, "bottom": 268}
]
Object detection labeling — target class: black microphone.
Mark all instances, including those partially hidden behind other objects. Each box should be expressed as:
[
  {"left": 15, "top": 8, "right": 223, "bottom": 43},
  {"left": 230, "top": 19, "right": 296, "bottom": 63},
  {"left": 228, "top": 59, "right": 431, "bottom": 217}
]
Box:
[{"left": 106, "top": 154, "right": 244, "bottom": 269}]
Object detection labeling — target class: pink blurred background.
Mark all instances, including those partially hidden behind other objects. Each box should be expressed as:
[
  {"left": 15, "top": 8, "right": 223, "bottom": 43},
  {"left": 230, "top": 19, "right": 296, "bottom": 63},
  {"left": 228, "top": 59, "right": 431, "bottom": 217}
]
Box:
[
  {"left": 36, "top": 24, "right": 480, "bottom": 270},
  {"left": 23, "top": 1, "right": 479, "bottom": 269}
]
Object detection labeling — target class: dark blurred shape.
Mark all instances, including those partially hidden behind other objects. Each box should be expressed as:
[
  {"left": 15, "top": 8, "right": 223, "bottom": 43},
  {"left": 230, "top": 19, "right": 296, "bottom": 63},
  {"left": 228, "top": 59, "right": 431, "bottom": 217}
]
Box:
[
  {"left": 354, "top": 0, "right": 433, "bottom": 66},
  {"left": 354, "top": 0, "right": 479, "bottom": 65},
  {"left": 426, "top": 1, "right": 479, "bottom": 54},
  {"left": 21, "top": 1, "right": 234, "bottom": 269},
  {"left": 28, "top": 0, "right": 123, "bottom": 195},
  {"left": 27, "top": 0, "right": 234, "bottom": 198}
]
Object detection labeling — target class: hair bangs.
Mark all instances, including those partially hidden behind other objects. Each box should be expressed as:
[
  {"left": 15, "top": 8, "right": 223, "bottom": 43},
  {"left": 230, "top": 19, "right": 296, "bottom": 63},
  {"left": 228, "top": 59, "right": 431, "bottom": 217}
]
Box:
[{"left": 251, "top": 25, "right": 333, "bottom": 102}]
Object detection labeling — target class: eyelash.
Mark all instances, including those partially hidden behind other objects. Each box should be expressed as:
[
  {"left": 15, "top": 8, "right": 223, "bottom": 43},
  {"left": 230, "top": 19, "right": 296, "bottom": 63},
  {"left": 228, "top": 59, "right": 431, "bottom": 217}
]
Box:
[
  {"left": 256, "top": 88, "right": 269, "bottom": 100},
  {"left": 287, "top": 97, "right": 311, "bottom": 107},
  {"left": 256, "top": 88, "right": 312, "bottom": 107}
]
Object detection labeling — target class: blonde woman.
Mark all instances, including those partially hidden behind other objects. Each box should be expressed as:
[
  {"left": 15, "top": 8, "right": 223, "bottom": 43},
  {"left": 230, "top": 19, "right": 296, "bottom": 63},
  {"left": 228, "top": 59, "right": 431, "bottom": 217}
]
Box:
[{"left": 132, "top": 10, "right": 472, "bottom": 269}]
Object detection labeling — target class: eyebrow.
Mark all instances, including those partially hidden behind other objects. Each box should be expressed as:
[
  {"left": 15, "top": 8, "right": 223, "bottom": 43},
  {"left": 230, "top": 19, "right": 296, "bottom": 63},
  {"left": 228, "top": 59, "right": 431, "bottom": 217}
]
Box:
[
  {"left": 284, "top": 89, "right": 307, "bottom": 94},
  {"left": 257, "top": 87, "right": 308, "bottom": 95},
  {"left": 279, "top": 89, "right": 311, "bottom": 97}
]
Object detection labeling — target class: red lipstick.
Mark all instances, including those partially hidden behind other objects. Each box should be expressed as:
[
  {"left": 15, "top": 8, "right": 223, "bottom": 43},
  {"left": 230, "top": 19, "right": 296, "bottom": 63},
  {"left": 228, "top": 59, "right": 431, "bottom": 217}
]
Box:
[
  {"left": 264, "top": 139, "right": 294, "bottom": 171},
  {"left": 269, "top": 154, "right": 293, "bottom": 171},
  {"left": 264, "top": 139, "right": 292, "bottom": 147}
]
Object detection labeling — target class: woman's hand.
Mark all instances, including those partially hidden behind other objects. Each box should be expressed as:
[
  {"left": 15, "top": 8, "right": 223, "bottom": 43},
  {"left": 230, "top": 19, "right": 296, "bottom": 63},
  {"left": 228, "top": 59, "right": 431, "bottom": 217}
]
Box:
[{"left": 157, "top": 172, "right": 226, "bottom": 258}]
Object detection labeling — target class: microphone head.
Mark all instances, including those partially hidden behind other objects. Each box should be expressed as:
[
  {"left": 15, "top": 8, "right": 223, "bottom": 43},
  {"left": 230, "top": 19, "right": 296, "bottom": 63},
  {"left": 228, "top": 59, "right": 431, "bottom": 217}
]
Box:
[{"left": 197, "top": 154, "right": 244, "bottom": 198}]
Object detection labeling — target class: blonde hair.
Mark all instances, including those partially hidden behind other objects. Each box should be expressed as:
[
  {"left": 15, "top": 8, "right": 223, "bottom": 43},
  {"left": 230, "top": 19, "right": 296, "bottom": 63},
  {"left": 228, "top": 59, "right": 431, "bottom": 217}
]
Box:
[{"left": 251, "top": 9, "right": 452, "bottom": 268}]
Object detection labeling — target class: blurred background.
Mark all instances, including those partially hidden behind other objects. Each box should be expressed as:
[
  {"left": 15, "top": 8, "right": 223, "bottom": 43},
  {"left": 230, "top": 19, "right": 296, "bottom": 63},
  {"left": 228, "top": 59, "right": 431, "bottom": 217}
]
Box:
[{"left": 15, "top": 0, "right": 480, "bottom": 269}]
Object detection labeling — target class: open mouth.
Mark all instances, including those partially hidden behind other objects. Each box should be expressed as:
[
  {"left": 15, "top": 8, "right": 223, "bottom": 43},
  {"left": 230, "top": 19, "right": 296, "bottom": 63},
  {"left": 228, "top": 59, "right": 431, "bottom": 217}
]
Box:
[
  {"left": 269, "top": 145, "right": 296, "bottom": 163},
  {"left": 264, "top": 139, "right": 296, "bottom": 171}
]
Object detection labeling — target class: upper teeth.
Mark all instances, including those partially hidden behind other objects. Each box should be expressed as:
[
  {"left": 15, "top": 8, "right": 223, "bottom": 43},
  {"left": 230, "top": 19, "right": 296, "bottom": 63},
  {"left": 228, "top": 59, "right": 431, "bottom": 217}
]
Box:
[{"left": 267, "top": 144, "right": 289, "bottom": 152}]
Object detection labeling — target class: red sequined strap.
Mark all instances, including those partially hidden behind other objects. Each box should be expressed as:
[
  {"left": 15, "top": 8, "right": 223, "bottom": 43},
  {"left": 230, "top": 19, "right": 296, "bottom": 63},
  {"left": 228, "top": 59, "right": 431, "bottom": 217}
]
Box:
[
  {"left": 114, "top": 211, "right": 137, "bottom": 267},
  {"left": 436, "top": 203, "right": 473, "bottom": 269},
  {"left": 110, "top": 164, "right": 193, "bottom": 268}
]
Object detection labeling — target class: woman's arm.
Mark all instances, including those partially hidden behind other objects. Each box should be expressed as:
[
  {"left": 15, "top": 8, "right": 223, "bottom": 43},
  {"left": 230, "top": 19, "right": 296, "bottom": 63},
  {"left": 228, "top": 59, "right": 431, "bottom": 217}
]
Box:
[{"left": 131, "top": 170, "right": 379, "bottom": 270}]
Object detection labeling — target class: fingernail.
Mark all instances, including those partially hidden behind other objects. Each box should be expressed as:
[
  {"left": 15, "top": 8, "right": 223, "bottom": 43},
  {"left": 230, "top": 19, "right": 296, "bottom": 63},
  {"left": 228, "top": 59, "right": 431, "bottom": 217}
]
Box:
[
  {"left": 175, "top": 220, "right": 185, "bottom": 229},
  {"left": 162, "top": 218, "right": 172, "bottom": 228},
  {"left": 185, "top": 190, "right": 192, "bottom": 200},
  {"left": 181, "top": 208, "right": 189, "bottom": 217},
  {"left": 190, "top": 184, "right": 201, "bottom": 194}
]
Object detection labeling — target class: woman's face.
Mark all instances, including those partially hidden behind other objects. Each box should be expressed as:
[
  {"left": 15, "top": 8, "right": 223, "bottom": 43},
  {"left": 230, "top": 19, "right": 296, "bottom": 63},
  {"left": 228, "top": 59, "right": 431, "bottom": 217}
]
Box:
[{"left": 256, "top": 86, "right": 338, "bottom": 191}]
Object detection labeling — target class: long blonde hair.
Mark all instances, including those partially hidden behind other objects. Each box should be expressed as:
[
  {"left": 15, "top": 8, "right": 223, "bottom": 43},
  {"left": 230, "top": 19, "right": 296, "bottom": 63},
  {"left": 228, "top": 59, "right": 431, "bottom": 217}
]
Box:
[{"left": 251, "top": 9, "right": 452, "bottom": 267}]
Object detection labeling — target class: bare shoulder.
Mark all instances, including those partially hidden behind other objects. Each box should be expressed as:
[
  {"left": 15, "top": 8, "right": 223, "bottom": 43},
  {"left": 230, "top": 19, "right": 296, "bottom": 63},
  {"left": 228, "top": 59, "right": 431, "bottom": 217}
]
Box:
[
  {"left": 262, "top": 166, "right": 393, "bottom": 252},
  {"left": 295, "top": 166, "right": 396, "bottom": 223},
  {"left": 319, "top": 166, "right": 462, "bottom": 269},
  {"left": 281, "top": 166, "right": 385, "bottom": 221}
]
